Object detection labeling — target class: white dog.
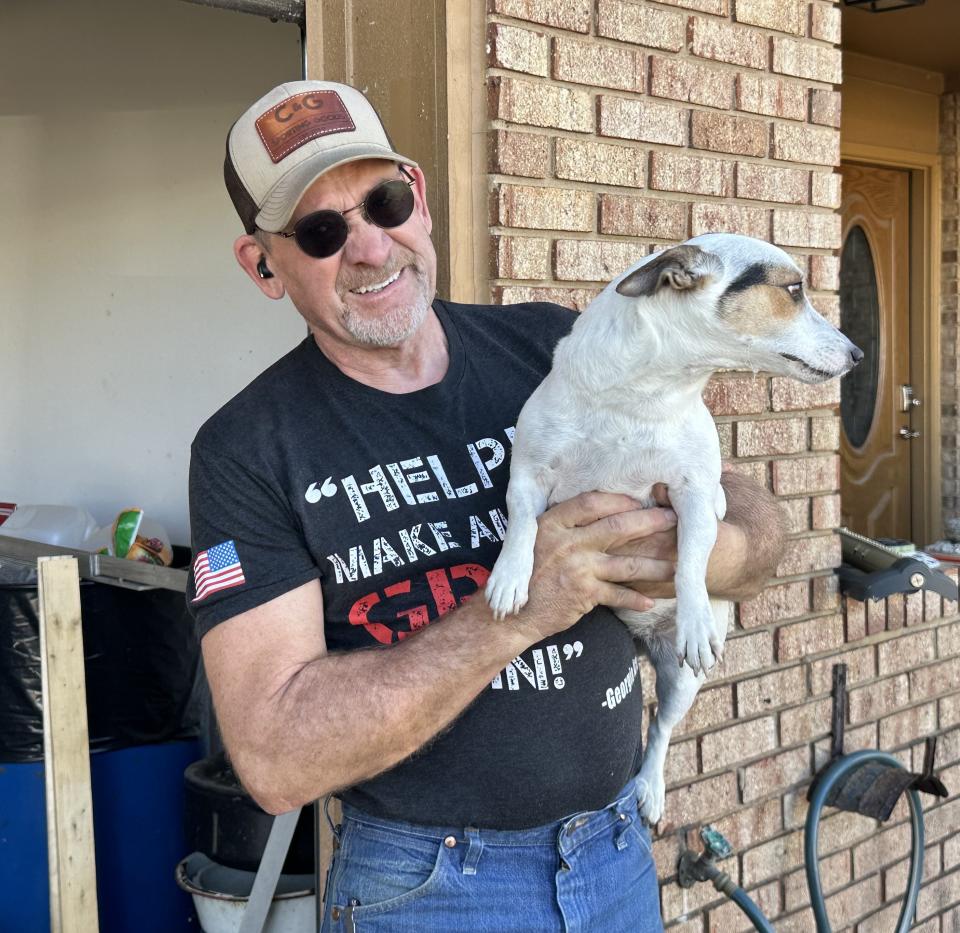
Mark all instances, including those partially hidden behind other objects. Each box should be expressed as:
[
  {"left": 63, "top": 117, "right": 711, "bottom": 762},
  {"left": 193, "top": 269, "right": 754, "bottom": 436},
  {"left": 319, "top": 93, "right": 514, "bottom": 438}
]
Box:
[{"left": 485, "top": 233, "right": 861, "bottom": 823}]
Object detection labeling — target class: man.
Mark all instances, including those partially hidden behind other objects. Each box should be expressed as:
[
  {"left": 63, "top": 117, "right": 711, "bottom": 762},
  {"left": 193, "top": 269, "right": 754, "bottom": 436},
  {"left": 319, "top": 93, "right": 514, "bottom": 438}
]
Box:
[{"left": 189, "top": 80, "right": 785, "bottom": 931}]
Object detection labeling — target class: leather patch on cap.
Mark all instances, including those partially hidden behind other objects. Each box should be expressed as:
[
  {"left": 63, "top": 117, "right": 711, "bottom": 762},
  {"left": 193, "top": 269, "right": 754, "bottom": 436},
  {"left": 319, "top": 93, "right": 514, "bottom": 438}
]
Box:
[{"left": 255, "top": 90, "right": 356, "bottom": 164}]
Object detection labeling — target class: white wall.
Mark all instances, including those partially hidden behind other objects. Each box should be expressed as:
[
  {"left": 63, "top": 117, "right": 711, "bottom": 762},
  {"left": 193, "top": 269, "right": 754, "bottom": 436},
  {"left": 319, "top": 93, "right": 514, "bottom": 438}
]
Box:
[{"left": 0, "top": 0, "right": 309, "bottom": 545}]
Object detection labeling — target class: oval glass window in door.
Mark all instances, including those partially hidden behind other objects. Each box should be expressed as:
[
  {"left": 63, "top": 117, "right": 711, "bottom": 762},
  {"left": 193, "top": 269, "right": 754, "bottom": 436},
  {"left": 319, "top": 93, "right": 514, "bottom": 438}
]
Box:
[{"left": 839, "top": 225, "right": 881, "bottom": 449}]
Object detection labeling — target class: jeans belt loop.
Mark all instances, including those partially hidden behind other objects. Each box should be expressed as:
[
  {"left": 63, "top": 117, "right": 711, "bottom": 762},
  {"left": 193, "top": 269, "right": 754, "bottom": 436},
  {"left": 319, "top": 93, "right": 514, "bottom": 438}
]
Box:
[{"left": 462, "top": 826, "right": 483, "bottom": 876}]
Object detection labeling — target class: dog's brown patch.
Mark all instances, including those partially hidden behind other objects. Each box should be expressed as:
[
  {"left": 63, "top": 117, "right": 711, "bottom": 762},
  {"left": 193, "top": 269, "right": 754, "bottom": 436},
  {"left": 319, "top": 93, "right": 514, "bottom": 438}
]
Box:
[{"left": 721, "top": 283, "right": 802, "bottom": 336}]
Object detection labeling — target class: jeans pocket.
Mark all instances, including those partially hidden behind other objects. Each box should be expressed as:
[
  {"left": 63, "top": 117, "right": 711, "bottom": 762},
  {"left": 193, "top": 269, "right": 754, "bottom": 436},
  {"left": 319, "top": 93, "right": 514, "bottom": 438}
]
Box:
[{"left": 326, "top": 820, "right": 448, "bottom": 931}]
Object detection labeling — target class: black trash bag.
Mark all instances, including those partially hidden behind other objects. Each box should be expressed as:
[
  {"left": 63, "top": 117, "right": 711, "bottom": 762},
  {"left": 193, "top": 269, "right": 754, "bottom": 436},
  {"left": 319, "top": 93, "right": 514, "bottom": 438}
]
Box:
[{"left": 0, "top": 579, "right": 202, "bottom": 762}]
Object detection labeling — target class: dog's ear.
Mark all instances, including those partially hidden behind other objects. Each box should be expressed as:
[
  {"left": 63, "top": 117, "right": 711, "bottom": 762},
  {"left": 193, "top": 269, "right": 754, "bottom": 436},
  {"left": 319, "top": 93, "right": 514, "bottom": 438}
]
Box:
[{"left": 616, "top": 245, "right": 720, "bottom": 298}]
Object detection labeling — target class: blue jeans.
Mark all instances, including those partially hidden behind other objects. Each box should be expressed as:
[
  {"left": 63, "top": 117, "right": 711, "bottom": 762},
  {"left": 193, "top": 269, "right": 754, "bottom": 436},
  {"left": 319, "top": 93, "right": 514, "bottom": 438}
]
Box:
[{"left": 320, "top": 776, "right": 663, "bottom": 932}]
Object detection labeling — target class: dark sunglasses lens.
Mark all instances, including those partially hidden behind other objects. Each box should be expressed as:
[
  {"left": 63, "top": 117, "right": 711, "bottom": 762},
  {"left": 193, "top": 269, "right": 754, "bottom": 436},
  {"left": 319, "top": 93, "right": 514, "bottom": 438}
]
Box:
[
  {"left": 365, "top": 180, "right": 415, "bottom": 228},
  {"left": 294, "top": 211, "right": 348, "bottom": 258}
]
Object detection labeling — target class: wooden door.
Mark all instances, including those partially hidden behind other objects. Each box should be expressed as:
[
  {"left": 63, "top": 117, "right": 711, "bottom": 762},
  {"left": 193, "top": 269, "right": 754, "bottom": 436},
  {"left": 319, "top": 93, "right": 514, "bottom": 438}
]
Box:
[{"left": 839, "top": 163, "right": 914, "bottom": 541}]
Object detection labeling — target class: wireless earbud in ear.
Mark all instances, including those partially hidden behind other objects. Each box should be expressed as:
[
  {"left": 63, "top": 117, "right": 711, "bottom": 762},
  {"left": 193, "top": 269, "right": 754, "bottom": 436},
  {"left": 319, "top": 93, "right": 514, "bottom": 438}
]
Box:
[{"left": 257, "top": 257, "right": 274, "bottom": 280}]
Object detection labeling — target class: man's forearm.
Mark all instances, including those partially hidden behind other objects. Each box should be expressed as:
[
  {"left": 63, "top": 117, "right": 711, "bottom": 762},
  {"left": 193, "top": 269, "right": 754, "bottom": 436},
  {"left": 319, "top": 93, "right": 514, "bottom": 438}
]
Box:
[{"left": 235, "top": 598, "right": 533, "bottom": 813}]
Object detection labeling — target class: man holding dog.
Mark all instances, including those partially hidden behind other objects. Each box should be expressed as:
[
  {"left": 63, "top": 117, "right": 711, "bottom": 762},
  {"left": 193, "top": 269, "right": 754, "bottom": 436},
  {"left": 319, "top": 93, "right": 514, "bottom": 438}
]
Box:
[{"left": 189, "top": 80, "right": 785, "bottom": 931}]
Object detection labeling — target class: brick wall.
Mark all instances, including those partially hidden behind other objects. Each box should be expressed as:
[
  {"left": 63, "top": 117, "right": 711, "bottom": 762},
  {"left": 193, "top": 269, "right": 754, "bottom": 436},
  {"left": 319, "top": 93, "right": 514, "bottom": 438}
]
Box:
[
  {"left": 485, "top": 0, "right": 960, "bottom": 928},
  {"left": 942, "top": 92, "right": 960, "bottom": 526}
]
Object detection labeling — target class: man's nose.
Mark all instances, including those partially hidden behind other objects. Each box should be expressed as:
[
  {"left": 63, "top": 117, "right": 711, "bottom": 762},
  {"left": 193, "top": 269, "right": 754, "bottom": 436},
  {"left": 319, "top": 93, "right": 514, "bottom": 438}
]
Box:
[{"left": 341, "top": 214, "right": 394, "bottom": 268}]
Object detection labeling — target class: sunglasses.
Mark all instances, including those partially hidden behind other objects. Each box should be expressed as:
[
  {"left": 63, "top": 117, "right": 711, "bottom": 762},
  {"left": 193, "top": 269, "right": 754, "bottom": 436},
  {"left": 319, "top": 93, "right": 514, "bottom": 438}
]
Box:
[{"left": 269, "top": 168, "right": 417, "bottom": 259}]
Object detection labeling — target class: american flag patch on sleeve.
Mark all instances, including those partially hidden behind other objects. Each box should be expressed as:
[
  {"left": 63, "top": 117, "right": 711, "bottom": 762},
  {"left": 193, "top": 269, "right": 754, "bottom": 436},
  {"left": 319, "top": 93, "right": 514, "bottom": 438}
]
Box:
[{"left": 192, "top": 540, "right": 246, "bottom": 603}]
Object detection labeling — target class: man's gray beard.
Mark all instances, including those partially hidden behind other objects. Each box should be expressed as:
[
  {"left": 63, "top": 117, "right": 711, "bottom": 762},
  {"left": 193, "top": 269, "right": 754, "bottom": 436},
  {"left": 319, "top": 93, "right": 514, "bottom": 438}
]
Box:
[{"left": 339, "top": 277, "right": 432, "bottom": 347}]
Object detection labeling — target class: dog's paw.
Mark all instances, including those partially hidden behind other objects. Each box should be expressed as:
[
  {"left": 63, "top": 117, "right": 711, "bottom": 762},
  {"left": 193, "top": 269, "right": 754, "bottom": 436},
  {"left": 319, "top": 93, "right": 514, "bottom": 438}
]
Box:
[
  {"left": 675, "top": 602, "right": 722, "bottom": 675},
  {"left": 636, "top": 772, "right": 666, "bottom": 825},
  {"left": 484, "top": 564, "right": 532, "bottom": 620}
]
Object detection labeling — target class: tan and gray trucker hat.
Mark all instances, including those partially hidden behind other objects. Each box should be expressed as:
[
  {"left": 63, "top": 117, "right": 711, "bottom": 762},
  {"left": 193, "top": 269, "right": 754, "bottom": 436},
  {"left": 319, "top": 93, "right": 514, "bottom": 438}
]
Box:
[{"left": 224, "top": 80, "right": 418, "bottom": 234}]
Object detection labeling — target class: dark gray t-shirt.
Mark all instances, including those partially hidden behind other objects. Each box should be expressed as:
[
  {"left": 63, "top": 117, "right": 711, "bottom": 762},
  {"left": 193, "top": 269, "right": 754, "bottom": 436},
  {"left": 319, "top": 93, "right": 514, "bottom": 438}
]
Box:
[{"left": 188, "top": 299, "right": 644, "bottom": 829}]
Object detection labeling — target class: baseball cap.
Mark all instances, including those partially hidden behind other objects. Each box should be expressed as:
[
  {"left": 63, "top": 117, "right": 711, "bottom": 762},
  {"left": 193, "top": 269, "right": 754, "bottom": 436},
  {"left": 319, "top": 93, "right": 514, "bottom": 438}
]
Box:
[{"left": 224, "top": 80, "right": 419, "bottom": 234}]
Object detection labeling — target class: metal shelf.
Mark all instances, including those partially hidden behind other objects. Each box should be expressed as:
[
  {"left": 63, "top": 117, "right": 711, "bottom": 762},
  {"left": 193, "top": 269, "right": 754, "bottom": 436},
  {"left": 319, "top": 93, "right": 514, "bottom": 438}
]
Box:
[{"left": 0, "top": 535, "right": 188, "bottom": 592}]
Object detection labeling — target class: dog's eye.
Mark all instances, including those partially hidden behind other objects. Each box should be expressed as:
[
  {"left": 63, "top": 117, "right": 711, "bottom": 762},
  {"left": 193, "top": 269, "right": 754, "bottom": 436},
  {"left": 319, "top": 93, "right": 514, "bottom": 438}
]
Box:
[{"left": 786, "top": 282, "right": 803, "bottom": 298}]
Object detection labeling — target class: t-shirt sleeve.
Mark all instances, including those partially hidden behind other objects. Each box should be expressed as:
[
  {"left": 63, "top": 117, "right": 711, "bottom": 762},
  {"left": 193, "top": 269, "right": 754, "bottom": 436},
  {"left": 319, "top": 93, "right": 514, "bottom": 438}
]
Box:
[{"left": 187, "top": 441, "right": 320, "bottom": 638}]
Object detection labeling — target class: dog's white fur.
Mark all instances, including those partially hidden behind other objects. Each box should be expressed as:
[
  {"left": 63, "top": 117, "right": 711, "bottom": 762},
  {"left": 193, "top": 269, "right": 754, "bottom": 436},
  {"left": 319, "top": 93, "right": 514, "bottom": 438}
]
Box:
[{"left": 485, "top": 233, "right": 860, "bottom": 823}]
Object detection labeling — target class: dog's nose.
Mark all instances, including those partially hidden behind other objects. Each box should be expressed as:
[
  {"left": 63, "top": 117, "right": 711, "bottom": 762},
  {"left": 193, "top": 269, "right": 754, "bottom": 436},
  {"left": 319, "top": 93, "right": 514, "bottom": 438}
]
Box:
[{"left": 849, "top": 345, "right": 864, "bottom": 366}]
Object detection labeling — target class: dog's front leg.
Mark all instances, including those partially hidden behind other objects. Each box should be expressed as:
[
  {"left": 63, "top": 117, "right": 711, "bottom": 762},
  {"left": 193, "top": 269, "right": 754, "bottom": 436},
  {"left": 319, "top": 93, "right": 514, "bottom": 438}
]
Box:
[
  {"left": 670, "top": 482, "right": 723, "bottom": 674},
  {"left": 485, "top": 468, "right": 550, "bottom": 619}
]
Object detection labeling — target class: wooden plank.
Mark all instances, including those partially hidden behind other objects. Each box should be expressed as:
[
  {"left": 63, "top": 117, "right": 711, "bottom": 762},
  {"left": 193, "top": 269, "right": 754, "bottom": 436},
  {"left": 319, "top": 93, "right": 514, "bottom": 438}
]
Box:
[{"left": 38, "top": 556, "right": 99, "bottom": 933}]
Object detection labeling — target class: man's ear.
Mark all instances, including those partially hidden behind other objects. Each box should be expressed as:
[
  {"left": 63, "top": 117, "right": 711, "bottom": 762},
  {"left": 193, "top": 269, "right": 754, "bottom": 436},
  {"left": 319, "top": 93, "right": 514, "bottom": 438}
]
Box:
[
  {"left": 235, "top": 235, "right": 286, "bottom": 299},
  {"left": 406, "top": 165, "right": 433, "bottom": 236},
  {"left": 616, "top": 245, "right": 722, "bottom": 298}
]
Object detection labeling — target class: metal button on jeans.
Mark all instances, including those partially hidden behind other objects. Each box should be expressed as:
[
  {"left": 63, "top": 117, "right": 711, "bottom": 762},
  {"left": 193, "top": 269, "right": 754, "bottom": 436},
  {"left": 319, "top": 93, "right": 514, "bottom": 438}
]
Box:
[{"left": 444, "top": 835, "right": 457, "bottom": 848}]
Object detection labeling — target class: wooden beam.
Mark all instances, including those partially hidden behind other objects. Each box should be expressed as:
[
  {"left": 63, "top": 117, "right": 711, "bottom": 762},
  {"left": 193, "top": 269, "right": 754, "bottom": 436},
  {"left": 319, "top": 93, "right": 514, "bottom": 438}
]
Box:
[{"left": 39, "top": 556, "right": 99, "bottom": 933}]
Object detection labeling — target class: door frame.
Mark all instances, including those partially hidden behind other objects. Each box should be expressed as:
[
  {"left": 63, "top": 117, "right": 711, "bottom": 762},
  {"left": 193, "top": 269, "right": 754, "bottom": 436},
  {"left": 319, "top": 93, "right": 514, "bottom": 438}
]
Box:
[{"left": 840, "top": 141, "right": 942, "bottom": 544}]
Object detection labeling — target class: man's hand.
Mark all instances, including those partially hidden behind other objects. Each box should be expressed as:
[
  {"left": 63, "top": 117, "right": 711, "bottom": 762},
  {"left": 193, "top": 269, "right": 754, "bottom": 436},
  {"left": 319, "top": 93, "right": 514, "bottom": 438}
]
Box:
[
  {"left": 514, "top": 492, "right": 678, "bottom": 641},
  {"left": 607, "top": 471, "right": 787, "bottom": 601}
]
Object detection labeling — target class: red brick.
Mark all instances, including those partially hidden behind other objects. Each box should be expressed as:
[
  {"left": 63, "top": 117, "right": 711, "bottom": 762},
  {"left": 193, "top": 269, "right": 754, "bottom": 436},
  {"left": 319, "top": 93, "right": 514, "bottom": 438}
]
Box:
[
  {"left": 844, "top": 596, "right": 866, "bottom": 641},
  {"left": 779, "top": 497, "right": 810, "bottom": 534},
  {"left": 596, "top": 0, "right": 685, "bottom": 51},
  {"left": 810, "top": 292, "right": 840, "bottom": 326},
  {"left": 690, "top": 16, "right": 768, "bottom": 71},
  {"left": 776, "top": 533, "right": 841, "bottom": 577},
  {"left": 773, "top": 123, "right": 840, "bottom": 166},
  {"left": 740, "top": 580, "right": 810, "bottom": 627},
  {"left": 848, "top": 674, "right": 910, "bottom": 724},
  {"left": 811, "top": 572, "right": 840, "bottom": 612},
  {"left": 772, "top": 37, "right": 842, "bottom": 84},
  {"left": 742, "top": 829, "right": 804, "bottom": 885},
  {"left": 704, "top": 374, "right": 768, "bottom": 415},
  {"left": 691, "top": 110, "right": 768, "bottom": 157},
  {"left": 488, "top": 22, "right": 549, "bottom": 77},
  {"left": 773, "top": 209, "right": 842, "bottom": 249},
  {"left": 809, "top": 645, "right": 875, "bottom": 694},
  {"left": 737, "top": 665, "right": 808, "bottom": 717},
  {"left": 880, "top": 701, "right": 937, "bottom": 748},
  {"left": 660, "top": 869, "right": 724, "bottom": 923},
  {"left": 701, "top": 716, "right": 777, "bottom": 770},
  {"left": 490, "top": 129, "right": 549, "bottom": 178},
  {"left": 494, "top": 183, "right": 594, "bottom": 231},
  {"left": 909, "top": 658, "right": 960, "bottom": 701},
  {"left": 711, "top": 798, "right": 782, "bottom": 852},
  {"left": 810, "top": 88, "right": 841, "bottom": 128},
  {"left": 648, "top": 55, "right": 732, "bottom": 110},
  {"left": 649, "top": 150, "right": 734, "bottom": 197},
  {"left": 598, "top": 95, "right": 686, "bottom": 145},
  {"left": 492, "top": 235, "right": 551, "bottom": 279},
  {"left": 599, "top": 195, "right": 688, "bottom": 239},
  {"left": 716, "top": 421, "right": 734, "bottom": 458},
  {"left": 736, "top": 161, "right": 809, "bottom": 205},
  {"left": 675, "top": 684, "right": 735, "bottom": 735},
  {"left": 717, "top": 630, "right": 774, "bottom": 678},
  {"left": 489, "top": 0, "right": 591, "bottom": 33},
  {"left": 553, "top": 238, "right": 642, "bottom": 282},
  {"left": 822, "top": 875, "right": 882, "bottom": 929},
  {"left": 887, "top": 592, "right": 905, "bottom": 630},
  {"left": 662, "top": 771, "right": 738, "bottom": 828},
  {"left": 489, "top": 76, "right": 593, "bottom": 132},
  {"left": 852, "top": 822, "right": 912, "bottom": 877},
  {"left": 736, "top": 73, "right": 806, "bottom": 121},
  {"left": 784, "top": 850, "right": 849, "bottom": 910},
  {"left": 779, "top": 697, "right": 828, "bottom": 746},
  {"left": 691, "top": 202, "right": 770, "bottom": 239},
  {"left": 663, "top": 737, "right": 698, "bottom": 786},
  {"left": 818, "top": 808, "right": 878, "bottom": 853},
  {"left": 904, "top": 590, "right": 924, "bottom": 626},
  {"left": 552, "top": 36, "right": 644, "bottom": 92},
  {"left": 735, "top": 0, "right": 804, "bottom": 35},
  {"left": 941, "top": 694, "right": 960, "bottom": 729},
  {"left": 555, "top": 138, "right": 646, "bottom": 187},
  {"left": 924, "top": 587, "right": 943, "bottom": 620},
  {"left": 772, "top": 454, "right": 838, "bottom": 495},
  {"left": 657, "top": 0, "right": 728, "bottom": 12},
  {"left": 878, "top": 630, "right": 936, "bottom": 675},
  {"left": 811, "top": 493, "right": 841, "bottom": 529},
  {"left": 809, "top": 254, "right": 840, "bottom": 291},
  {"left": 494, "top": 284, "right": 599, "bottom": 309},
  {"left": 725, "top": 459, "right": 769, "bottom": 488},
  {"left": 810, "top": 4, "right": 842, "bottom": 44},
  {"left": 811, "top": 170, "right": 842, "bottom": 208},
  {"left": 771, "top": 376, "right": 840, "bottom": 411},
  {"left": 738, "top": 418, "right": 807, "bottom": 457},
  {"left": 866, "top": 597, "right": 886, "bottom": 636},
  {"left": 776, "top": 613, "right": 844, "bottom": 660},
  {"left": 809, "top": 414, "right": 840, "bottom": 449},
  {"left": 939, "top": 618, "right": 960, "bottom": 657}
]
